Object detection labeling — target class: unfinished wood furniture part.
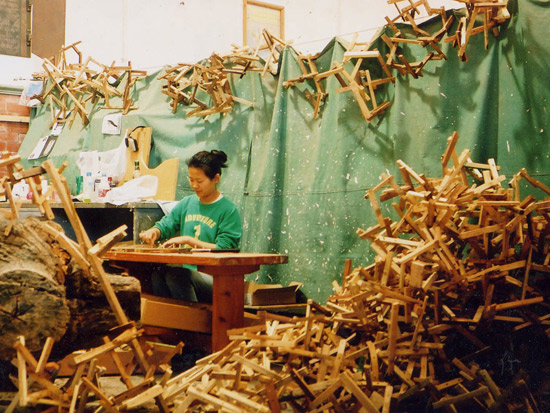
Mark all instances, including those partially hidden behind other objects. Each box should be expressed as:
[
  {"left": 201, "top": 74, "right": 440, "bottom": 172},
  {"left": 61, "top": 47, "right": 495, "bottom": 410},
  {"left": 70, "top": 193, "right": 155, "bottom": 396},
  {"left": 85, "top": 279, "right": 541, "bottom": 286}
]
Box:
[
  {"left": 0, "top": 154, "right": 22, "bottom": 235},
  {"left": 282, "top": 45, "right": 395, "bottom": 122},
  {"left": 283, "top": 53, "right": 328, "bottom": 118},
  {"left": 0, "top": 177, "right": 20, "bottom": 236},
  {"left": 11, "top": 324, "right": 180, "bottom": 413},
  {"left": 101, "top": 61, "right": 147, "bottom": 114},
  {"left": 444, "top": 0, "right": 510, "bottom": 61},
  {"left": 380, "top": 21, "right": 453, "bottom": 78},
  {"left": 328, "top": 60, "right": 393, "bottom": 122},
  {"left": 382, "top": 0, "right": 509, "bottom": 74},
  {"left": 0, "top": 152, "right": 62, "bottom": 234},
  {"left": 383, "top": 0, "right": 453, "bottom": 75},
  {"left": 388, "top": 0, "right": 449, "bottom": 31},
  {"left": 103, "top": 247, "right": 289, "bottom": 352},
  {"left": 159, "top": 52, "right": 254, "bottom": 119},
  {"left": 140, "top": 293, "right": 213, "bottom": 334},
  {"left": 223, "top": 44, "right": 263, "bottom": 77},
  {"left": 120, "top": 126, "right": 180, "bottom": 200},
  {"left": 259, "top": 29, "right": 290, "bottom": 77},
  {"left": 158, "top": 63, "right": 204, "bottom": 114},
  {"left": 33, "top": 43, "right": 146, "bottom": 128}
]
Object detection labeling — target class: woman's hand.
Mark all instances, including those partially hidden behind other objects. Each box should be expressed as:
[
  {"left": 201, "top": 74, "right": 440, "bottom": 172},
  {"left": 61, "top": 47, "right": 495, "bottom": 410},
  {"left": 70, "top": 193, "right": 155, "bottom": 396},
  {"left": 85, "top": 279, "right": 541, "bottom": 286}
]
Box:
[
  {"left": 139, "top": 227, "right": 161, "bottom": 246},
  {"left": 161, "top": 235, "right": 195, "bottom": 248},
  {"left": 160, "top": 236, "right": 217, "bottom": 249}
]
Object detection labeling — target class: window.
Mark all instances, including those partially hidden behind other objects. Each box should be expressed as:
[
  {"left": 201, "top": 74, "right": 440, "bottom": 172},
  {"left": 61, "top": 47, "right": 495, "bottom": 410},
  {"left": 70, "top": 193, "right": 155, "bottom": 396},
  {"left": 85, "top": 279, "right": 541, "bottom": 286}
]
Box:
[
  {"left": 0, "top": 0, "right": 31, "bottom": 57},
  {"left": 0, "top": 0, "right": 65, "bottom": 59},
  {"left": 243, "top": 0, "right": 284, "bottom": 48},
  {"left": 32, "top": 0, "right": 66, "bottom": 59}
]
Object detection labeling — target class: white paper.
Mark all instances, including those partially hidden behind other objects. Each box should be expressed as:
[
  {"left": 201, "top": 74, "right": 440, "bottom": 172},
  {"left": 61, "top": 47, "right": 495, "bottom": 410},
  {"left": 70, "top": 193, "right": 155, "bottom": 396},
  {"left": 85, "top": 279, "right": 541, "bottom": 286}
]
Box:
[
  {"left": 104, "top": 175, "right": 159, "bottom": 205},
  {"left": 76, "top": 150, "right": 101, "bottom": 176},
  {"left": 28, "top": 135, "right": 50, "bottom": 160},
  {"left": 51, "top": 122, "right": 64, "bottom": 136},
  {"left": 98, "top": 140, "right": 127, "bottom": 183},
  {"left": 102, "top": 113, "right": 122, "bottom": 135},
  {"left": 19, "top": 80, "right": 44, "bottom": 107},
  {"left": 50, "top": 109, "right": 70, "bottom": 136},
  {"left": 76, "top": 139, "right": 127, "bottom": 182}
]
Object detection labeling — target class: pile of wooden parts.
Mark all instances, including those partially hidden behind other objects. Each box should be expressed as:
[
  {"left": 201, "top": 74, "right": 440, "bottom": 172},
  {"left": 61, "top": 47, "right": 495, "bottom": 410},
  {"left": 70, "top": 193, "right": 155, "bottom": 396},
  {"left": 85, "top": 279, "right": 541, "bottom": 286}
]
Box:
[
  {"left": 281, "top": 0, "right": 509, "bottom": 122},
  {"left": 445, "top": 0, "right": 511, "bottom": 61},
  {"left": 282, "top": 44, "right": 395, "bottom": 121},
  {"left": 332, "top": 45, "right": 395, "bottom": 122},
  {"left": 124, "top": 131, "right": 543, "bottom": 411},
  {"left": 382, "top": 0, "right": 454, "bottom": 78},
  {"left": 283, "top": 53, "right": 328, "bottom": 118},
  {"left": 6, "top": 128, "right": 548, "bottom": 411},
  {"left": 10, "top": 324, "right": 182, "bottom": 412},
  {"left": 0, "top": 154, "right": 176, "bottom": 411},
  {"left": 159, "top": 52, "right": 254, "bottom": 119},
  {"left": 33, "top": 42, "right": 147, "bottom": 127}
]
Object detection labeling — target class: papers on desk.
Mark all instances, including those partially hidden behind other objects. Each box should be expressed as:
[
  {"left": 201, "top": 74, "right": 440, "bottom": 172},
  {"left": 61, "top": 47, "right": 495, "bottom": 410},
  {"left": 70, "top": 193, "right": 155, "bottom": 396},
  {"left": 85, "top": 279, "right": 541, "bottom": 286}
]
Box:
[{"left": 103, "top": 175, "right": 158, "bottom": 205}]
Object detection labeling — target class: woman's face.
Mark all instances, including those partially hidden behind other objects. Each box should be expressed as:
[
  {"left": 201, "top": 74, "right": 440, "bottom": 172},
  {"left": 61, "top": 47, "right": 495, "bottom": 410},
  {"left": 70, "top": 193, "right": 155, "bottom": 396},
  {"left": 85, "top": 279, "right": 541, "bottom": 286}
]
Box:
[{"left": 188, "top": 166, "right": 220, "bottom": 202}]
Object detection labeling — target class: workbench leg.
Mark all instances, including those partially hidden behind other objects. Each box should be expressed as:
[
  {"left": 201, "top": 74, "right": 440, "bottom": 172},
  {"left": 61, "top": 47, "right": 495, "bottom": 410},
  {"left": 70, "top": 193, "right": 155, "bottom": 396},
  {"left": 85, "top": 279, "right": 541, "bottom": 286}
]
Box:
[{"left": 211, "top": 271, "right": 244, "bottom": 352}]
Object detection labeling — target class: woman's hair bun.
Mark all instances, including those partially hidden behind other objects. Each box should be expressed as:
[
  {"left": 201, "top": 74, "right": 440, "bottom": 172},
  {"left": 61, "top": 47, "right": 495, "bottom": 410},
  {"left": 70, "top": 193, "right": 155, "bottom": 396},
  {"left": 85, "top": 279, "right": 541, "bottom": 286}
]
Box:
[
  {"left": 188, "top": 149, "right": 229, "bottom": 179},
  {"left": 210, "top": 150, "right": 228, "bottom": 165}
]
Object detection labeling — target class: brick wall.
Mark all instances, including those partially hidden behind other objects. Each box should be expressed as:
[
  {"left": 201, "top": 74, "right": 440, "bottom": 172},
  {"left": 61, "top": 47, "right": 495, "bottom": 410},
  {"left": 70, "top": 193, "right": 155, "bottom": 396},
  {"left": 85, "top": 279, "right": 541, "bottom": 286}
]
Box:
[{"left": 0, "top": 92, "right": 30, "bottom": 177}]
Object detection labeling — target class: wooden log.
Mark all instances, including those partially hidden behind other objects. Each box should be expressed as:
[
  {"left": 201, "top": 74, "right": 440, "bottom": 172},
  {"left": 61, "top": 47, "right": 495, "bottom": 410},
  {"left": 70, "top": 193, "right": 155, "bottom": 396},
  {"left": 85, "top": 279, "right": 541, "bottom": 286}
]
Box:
[
  {"left": 0, "top": 217, "right": 140, "bottom": 360},
  {"left": 0, "top": 218, "right": 70, "bottom": 359}
]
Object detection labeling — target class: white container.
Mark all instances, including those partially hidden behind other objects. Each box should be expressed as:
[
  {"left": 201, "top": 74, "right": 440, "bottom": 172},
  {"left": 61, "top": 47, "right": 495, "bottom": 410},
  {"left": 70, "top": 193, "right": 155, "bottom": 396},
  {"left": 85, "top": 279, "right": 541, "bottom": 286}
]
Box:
[
  {"left": 96, "top": 174, "right": 111, "bottom": 199},
  {"left": 83, "top": 172, "right": 94, "bottom": 202}
]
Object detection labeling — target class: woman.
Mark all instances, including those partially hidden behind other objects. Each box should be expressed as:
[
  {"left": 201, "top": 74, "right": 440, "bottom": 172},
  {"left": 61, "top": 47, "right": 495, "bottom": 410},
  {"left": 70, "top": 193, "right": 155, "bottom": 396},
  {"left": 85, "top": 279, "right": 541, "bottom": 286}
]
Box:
[{"left": 139, "top": 150, "right": 242, "bottom": 302}]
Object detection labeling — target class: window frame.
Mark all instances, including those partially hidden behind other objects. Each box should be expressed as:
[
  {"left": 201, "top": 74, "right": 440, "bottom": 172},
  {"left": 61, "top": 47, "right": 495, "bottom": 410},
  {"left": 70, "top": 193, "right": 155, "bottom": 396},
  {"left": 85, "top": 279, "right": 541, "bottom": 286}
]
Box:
[{"left": 243, "top": 0, "right": 284, "bottom": 47}]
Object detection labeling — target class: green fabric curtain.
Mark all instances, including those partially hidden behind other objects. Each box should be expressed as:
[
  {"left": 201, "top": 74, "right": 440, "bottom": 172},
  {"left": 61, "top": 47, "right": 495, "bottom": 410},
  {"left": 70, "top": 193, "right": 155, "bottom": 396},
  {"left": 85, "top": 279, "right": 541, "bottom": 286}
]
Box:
[{"left": 18, "top": 0, "right": 550, "bottom": 302}]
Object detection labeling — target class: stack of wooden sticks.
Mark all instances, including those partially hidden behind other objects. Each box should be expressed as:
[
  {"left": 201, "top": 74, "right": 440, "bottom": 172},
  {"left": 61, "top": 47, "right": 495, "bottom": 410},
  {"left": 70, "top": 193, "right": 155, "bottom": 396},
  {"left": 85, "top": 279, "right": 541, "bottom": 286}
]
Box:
[{"left": 7, "top": 130, "right": 547, "bottom": 411}]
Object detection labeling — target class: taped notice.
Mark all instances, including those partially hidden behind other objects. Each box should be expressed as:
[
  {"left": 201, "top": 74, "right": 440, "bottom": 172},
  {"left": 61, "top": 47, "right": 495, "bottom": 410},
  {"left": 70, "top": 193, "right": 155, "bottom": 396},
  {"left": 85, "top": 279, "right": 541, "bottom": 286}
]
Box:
[{"left": 27, "top": 135, "right": 58, "bottom": 160}]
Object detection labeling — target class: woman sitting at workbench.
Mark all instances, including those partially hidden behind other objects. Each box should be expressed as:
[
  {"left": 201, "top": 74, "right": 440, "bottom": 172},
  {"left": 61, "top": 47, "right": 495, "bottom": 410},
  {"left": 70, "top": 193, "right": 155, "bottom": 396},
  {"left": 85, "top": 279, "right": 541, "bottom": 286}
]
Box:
[{"left": 139, "top": 150, "right": 242, "bottom": 302}]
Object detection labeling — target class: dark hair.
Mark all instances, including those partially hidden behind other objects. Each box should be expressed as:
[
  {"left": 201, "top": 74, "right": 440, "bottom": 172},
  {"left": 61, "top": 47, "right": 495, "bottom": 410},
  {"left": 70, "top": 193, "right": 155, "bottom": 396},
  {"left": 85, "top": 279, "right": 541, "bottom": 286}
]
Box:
[{"left": 187, "top": 150, "right": 228, "bottom": 179}]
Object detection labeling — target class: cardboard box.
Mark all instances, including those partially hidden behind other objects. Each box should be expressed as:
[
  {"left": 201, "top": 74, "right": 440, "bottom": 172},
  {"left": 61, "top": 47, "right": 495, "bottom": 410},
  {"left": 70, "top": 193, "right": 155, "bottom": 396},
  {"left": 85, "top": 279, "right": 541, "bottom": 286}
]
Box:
[{"left": 244, "top": 281, "right": 302, "bottom": 306}]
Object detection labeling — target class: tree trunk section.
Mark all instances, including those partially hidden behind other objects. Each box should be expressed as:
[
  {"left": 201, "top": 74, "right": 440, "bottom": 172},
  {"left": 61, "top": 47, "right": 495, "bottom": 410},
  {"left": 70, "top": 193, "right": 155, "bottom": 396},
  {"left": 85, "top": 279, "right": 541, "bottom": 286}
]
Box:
[{"left": 0, "top": 217, "right": 140, "bottom": 360}]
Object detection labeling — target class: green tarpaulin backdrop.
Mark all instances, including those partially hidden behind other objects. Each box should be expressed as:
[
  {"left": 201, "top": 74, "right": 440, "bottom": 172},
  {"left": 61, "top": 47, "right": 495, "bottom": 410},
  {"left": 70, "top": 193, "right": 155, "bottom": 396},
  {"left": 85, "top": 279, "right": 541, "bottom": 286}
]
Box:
[{"left": 18, "top": 0, "right": 550, "bottom": 303}]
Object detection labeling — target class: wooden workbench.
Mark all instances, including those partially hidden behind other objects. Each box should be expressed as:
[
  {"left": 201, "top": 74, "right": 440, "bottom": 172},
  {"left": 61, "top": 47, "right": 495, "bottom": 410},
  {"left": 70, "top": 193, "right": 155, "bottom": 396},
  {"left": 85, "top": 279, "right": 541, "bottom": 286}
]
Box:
[{"left": 103, "top": 248, "right": 288, "bottom": 351}]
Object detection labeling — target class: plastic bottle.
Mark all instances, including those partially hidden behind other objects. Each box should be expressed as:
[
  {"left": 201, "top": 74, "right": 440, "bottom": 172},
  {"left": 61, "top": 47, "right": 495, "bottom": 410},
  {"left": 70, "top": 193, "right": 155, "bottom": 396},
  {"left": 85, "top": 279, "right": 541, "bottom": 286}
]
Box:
[
  {"left": 41, "top": 179, "right": 49, "bottom": 198},
  {"left": 133, "top": 160, "right": 141, "bottom": 179},
  {"left": 83, "top": 172, "right": 94, "bottom": 202},
  {"left": 97, "top": 174, "right": 110, "bottom": 198},
  {"left": 93, "top": 177, "right": 102, "bottom": 201}
]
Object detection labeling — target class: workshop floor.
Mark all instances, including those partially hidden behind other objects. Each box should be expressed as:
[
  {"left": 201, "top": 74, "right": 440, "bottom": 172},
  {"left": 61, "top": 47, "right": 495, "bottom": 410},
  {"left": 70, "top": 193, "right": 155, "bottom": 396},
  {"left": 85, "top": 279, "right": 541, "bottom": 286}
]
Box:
[{"left": 0, "top": 349, "right": 209, "bottom": 412}]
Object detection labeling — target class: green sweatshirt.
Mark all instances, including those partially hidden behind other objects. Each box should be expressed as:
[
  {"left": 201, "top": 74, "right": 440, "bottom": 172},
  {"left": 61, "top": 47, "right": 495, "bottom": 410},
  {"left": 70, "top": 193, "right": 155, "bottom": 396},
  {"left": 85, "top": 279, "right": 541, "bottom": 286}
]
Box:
[{"left": 154, "top": 194, "right": 242, "bottom": 249}]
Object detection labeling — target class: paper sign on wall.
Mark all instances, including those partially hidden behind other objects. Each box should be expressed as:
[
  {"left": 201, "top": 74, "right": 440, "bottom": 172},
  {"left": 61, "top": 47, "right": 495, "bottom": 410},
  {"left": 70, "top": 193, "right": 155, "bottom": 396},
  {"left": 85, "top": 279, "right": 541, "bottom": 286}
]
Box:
[
  {"left": 28, "top": 135, "right": 58, "bottom": 160},
  {"left": 102, "top": 113, "right": 122, "bottom": 135}
]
